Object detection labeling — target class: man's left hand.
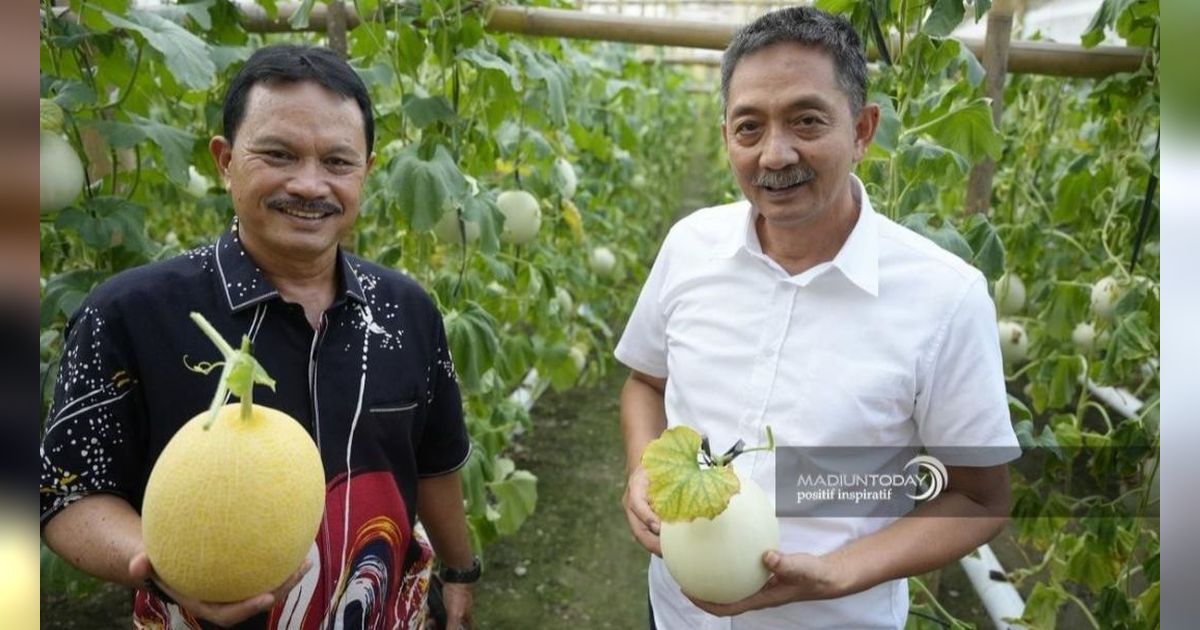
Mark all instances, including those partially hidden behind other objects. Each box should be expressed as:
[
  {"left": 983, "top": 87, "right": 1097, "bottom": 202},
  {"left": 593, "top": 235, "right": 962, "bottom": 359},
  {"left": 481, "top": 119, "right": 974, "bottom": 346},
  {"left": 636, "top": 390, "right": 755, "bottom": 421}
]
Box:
[
  {"left": 687, "top": 551, "right": 849, "bottom": 617},
  {"left": 441, "top": 582, "right": 474, "bottom": 629}
]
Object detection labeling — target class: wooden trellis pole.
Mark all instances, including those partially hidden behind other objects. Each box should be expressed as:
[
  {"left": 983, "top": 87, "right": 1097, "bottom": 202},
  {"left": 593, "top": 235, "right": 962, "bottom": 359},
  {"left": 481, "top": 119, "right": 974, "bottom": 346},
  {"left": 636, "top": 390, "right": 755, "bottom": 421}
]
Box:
[
  {"left": 225, "top": 3, "right": 1144, "bottom": 79},
  {"left": 326, "top": 0, "right": 349, "bottom": 57},
  {"left": 965, "top": 0, "right": 1015, "bottom": 215},
  {"left": 53, "top": 2, "right": 1143, "bottom": 79}
]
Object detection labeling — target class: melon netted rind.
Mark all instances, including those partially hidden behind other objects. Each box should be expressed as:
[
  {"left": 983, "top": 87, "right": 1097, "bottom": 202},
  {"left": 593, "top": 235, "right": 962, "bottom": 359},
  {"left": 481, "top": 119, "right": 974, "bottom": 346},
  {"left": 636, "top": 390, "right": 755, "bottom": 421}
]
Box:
[{"left": 142, "top": 403, "right": 325, "bottom": 602}]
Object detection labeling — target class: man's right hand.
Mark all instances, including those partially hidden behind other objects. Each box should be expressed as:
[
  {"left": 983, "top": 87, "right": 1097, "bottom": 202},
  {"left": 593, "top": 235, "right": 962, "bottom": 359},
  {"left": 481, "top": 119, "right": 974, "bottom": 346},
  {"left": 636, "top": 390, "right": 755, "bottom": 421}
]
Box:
[
  {"left": 128, "top": 551, "right": 311, "bottom": 628},
  {"left": 623, "top": 465, "right": 662, "bottom": 556}
]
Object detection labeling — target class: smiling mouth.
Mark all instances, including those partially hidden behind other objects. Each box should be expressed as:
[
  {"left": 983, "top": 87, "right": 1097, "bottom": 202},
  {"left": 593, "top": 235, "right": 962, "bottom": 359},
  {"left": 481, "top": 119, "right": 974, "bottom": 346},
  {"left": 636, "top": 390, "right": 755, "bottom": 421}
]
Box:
[
  {"left": 277, "top": 207, "right": 333, "bottom": 221},
  {"left": 761, "top": 179, "right": 811, "bottom": 193}
]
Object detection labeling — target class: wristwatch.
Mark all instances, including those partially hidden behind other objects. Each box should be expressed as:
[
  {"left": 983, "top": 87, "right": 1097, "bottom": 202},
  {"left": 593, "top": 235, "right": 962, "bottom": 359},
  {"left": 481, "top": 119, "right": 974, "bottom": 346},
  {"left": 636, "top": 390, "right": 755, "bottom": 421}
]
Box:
[{"left": 438, "top": 556, "right": 482, "bottom": 584}]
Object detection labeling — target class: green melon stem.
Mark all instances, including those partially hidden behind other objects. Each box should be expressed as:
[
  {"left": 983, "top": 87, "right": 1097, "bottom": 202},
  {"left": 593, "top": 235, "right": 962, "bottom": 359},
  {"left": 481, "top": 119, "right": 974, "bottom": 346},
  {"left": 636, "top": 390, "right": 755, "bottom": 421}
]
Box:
[{"left": 189, "top": 312, "right": 276, "bottom": 429}]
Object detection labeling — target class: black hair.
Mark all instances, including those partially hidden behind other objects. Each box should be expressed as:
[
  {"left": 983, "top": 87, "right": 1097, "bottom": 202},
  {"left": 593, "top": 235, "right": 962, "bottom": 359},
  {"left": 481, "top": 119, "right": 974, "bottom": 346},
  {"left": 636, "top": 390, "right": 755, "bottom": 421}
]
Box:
[
  {"left": 222, "top": 45, "right": 375, "bottom": 153},
  {"left": 721, "top": 7, "right": 868, "bottom": 117}
]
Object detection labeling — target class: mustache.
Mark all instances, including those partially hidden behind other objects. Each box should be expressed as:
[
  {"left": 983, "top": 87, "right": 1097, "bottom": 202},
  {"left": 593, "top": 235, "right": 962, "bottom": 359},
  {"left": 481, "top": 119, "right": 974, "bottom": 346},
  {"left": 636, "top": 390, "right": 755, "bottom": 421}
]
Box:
[
  {"left": 754, "top": 166, "right": 815, "bottom": 189},
  {"left": 266, "top": 196, "right": 342, "bottom": 215}
]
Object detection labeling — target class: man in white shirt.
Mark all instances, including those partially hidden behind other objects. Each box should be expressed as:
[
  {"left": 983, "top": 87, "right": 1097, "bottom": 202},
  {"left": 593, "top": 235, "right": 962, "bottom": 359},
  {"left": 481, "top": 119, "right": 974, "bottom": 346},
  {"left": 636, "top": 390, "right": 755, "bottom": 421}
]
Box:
[{"left": 615, "top": 7, "right": 1020, "bottom": 629}]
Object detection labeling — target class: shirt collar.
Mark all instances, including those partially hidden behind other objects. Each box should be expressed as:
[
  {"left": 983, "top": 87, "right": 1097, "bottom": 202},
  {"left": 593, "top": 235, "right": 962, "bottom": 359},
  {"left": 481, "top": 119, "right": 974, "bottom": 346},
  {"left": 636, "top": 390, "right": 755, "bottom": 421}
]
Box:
[
  {"left": 213, "top": 226, "right": 368, "bottom": 313},
  {"left": 716, "top": 174, "right": 879, "bottom": 297}
]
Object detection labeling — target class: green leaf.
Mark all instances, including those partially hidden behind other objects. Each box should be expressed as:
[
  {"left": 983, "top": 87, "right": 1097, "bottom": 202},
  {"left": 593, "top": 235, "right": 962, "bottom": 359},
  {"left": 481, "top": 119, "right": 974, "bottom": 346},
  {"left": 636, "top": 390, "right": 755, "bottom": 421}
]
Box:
[
  {"left": 907, "top": 98, "right": 1001, "bottom": 164},
  {"left": 153, "top": 0, "right": 215, "bottom": 30},
  {"left": 641, "top": 426, "right": 740, "bottom": 523},
  {"left": 389, "top": 144, "right": 467, "bottom": 232},
  {"left": 814, "top": 0, "right": 858, "bottom": 14},
  {"left": 1065, "top": 533, "right": 1120, "bottom": 591},
  {"left": 1044, "top": 282, "right": 1088, "bottom": 340},
  {"left": 923, "top": 0, "right": 965, "bottom": 37},
  {"left": 1054, "top": 170, "right": 1094, "bottom": 223},
  {"left": 443, "top": 303, "right": 500, "bottom": 392},
  {"left": 74, "top": 0, "right": 129, "bottom": 33},
  {"left": 973, "top": 0, "right": 992, "bottom": 21},
  {"left": 513, "top": 43, "right": 569, "bottom": 127},
  {"left": 899, "top": 139, "right": 970, "bottom": 176},
  {"left": 1143, "top": 550, "right": 1159, "bottom": 582},
  {"left": 956, "top": 40, "right": 986, "bottom": 86},
  {"left": 288, "top": 0, "right": 318, "bottom": 29},
  {"left": 1138, "top": 581, "right": 1159, "bottom": 627},
  {"left": 90, "top": 120, "right": 146, "bottom": 149},
  {"left": 1020, "top": 582, "right": 1065, "bottom": 628},
  {"left": 962, "top": 214, "right": 1005, "bottom": 279},
  {"left": 899, "top": 214, "right": 973, "bottom": 262},
  {"left": 487, "top": 469, "right": 537, "bottom": 537},
  {"left": 209, "top": 45, "right": 253, "bottom": 73},
  {"left": 129, "top": 115, "right": 196, "bottom": 185},
  {"left": 1082, "top": 0, "right": 1117, "bottom": 47},
  {"left": 40, "top": 270, "right": 104, "bottom": 328},
  {"left": 869, "top": 92, "right": 900, "bottom": 153},
  {"left": 349, "top": 22, "right": 388, "bottom": 59},
  {"left": 402, "top": 94, "right": 456, "bottom": 129},
  {"left": 460, "top": 193, "right": 501, "bottom": 254},
  {"left": 51, "top": 79, "right": 97, "bottom": 110},
  {"left": 1008, "top": 394, "right": 1032, "bottom": 425},
  {"left": 394, "top": 22, "right": 426, "bottom": 78},
  {"left": 459, "top": 45, "right": 521, "bottom": 91},
  {"left": 461, "top": 449, "right": 488, "bottom": 518},
  {"left": 102, "top": 9, "right": 216, "bottom": 91}
]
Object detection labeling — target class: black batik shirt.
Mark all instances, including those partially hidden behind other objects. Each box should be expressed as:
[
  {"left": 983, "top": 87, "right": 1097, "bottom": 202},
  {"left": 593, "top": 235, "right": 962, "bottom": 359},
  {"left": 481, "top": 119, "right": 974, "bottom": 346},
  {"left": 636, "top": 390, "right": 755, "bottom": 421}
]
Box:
[{"left": 40, "top": 228, "right": 471, "bottom": 629}]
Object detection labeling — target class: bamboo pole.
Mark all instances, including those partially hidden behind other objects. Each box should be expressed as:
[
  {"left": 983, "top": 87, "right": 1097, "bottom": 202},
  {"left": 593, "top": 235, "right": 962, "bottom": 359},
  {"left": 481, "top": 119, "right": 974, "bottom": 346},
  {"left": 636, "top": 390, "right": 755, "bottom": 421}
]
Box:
[
  {"left": 101, "top": 2, "right": 1145, "bottom": 79},
  {"left": 486, "top": 5, "right": 735, "bottom": 49},
  {"left": 327, "top": 1, "right": 349, "bottom": 57},
  {"left": 965, "top": 0, "right": 1014, "bottom": 215},
  {"left": 483, "top": 7, "right": 1144, "bottom": 77}
]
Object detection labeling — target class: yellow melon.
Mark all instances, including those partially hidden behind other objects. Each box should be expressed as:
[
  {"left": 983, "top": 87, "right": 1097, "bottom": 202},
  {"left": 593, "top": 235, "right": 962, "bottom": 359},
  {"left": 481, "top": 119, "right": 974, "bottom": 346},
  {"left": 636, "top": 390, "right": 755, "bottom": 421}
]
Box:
[{"left": 141, "top": 404, "right": 325, "bottom": 602}]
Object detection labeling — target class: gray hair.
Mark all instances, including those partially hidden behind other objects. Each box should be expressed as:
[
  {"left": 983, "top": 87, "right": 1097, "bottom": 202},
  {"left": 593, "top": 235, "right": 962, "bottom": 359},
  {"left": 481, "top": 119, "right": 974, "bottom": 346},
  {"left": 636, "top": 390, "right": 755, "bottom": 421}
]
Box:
[{"left": 720, "top": 6, "right": 868, "bottom": 117}]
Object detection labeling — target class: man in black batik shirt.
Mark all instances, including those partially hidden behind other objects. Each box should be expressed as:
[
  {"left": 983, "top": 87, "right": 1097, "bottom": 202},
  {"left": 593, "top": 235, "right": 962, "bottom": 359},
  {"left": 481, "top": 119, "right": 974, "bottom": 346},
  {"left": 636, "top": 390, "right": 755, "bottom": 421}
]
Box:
[{"left": 40, "top": 45, "right": 479, "bottom": 629}]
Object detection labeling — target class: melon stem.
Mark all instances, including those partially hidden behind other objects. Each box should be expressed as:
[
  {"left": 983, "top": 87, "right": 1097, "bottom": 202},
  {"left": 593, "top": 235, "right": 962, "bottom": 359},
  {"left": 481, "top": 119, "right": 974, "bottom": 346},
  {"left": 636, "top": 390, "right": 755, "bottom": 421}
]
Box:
[{"left": 189, "top": 312, "right": 276, "bottom": 429}]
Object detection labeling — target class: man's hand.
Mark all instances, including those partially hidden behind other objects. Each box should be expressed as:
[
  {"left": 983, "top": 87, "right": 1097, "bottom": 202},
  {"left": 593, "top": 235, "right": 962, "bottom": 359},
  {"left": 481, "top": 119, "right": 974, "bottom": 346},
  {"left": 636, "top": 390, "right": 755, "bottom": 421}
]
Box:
[
  {"left": 687, "top": 551, "right": 848, "bottom": 617},
  {"left": 441, "top": 582, "right": 474, "bottom": 629},
  {"left": 128, "top": 550, "right": 312, "bottom": 628},
  {"left": 623, "top": 465, "right": 662, "bottom": 556}
]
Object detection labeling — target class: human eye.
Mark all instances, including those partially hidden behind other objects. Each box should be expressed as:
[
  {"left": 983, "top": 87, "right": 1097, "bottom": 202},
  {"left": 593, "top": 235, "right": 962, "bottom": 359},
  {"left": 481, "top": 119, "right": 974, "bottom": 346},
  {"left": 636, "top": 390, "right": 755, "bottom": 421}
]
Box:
[
  {"left": 796, "top": 114, "right": 824, "bottom": 127},
  {"left": 324, "top": 156, "right": 358, "bottom": 172},
  {"left": 735, "top": 120, "right": 761, "bottom": 136}
]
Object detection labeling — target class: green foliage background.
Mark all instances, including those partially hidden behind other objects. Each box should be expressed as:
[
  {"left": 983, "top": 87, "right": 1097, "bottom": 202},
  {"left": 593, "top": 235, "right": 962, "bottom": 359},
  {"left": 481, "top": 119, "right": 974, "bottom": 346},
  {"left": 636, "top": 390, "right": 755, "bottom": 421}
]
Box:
[{"left": 41, "top": 0, "right": 1159, "bottom": 627}]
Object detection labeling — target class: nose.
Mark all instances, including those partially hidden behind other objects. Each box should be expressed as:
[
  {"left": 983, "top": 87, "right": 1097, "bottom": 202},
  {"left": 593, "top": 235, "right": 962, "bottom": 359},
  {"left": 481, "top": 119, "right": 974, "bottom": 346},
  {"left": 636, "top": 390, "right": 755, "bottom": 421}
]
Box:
[
  {"left": 285, "top": 158, "right": 332, "bottom": 200},
  {"left": 759, "top": 126, "right": 799, "bottom": 171}
]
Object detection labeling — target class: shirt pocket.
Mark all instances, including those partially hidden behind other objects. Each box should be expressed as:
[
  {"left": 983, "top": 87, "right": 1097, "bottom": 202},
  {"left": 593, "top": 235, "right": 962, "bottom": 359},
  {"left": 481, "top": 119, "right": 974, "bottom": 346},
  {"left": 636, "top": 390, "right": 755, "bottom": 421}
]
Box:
[
  {"left": 368, "top": 399, "right": 421, "bottom": 448},
  {"left": 800, "top": 359, "right": 915, "bottom": 444}
]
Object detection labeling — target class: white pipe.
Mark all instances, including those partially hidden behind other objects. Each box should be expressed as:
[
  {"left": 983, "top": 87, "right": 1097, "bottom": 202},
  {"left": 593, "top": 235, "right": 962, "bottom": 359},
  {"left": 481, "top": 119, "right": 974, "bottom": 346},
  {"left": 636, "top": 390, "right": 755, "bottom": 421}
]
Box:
[
  {"left": 959, "top": 544, "right": 1026, "bottom": 629},
  {"left": 1086, "top": 379, "right": 1144, "bottom": 422}
]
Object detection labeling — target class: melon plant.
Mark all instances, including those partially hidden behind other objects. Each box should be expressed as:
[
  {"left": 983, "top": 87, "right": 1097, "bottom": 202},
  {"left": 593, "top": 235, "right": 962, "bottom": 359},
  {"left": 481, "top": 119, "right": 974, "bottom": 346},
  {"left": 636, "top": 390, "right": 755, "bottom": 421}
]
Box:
[
  {"left": 1090, "top": 276, "right": 1123, "bottom": 320},
  {"left": 40, "top": 131, "right": 85, "bottom": 214},
  {"left": 141, "top": 313, "right": 325, "bottom": 603},
  {"left": 997, "top": 320, "right": 1029, "bottom": 364},
  {"left": 1072, "top": 322, "right": 1097, "bottom": 353},
  {"left": 552, "top": 157, "right": 577, "bottom": 199},
  {"left": 643, "top": 426, "right": 778, "bottom": 604},
  {"left": 589, "top": 246, "right": 616, "bottom": 276},
  {"left": 433, "top": 208, "right": 481, "bottom": 246},
  {"left": 993, "top": 272, "right": 1026, "bottom": 316},
  {"left": 496, "top": 190, "right": 541, "bottom": 244}
]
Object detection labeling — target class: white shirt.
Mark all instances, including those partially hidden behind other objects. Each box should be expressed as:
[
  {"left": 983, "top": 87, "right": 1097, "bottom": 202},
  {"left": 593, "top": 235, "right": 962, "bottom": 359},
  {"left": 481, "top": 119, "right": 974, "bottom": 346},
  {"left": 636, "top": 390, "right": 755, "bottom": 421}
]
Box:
[{"left": 614, "top": 176, "right": 1020, "bottom": 629}]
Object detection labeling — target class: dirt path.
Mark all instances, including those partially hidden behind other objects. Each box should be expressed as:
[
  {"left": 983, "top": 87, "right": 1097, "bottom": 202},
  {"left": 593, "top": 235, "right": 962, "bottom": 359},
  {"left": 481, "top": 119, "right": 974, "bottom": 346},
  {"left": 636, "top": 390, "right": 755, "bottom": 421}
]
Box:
[{"left": 474, "top": 368, "right": 651, "bottom": 629}]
